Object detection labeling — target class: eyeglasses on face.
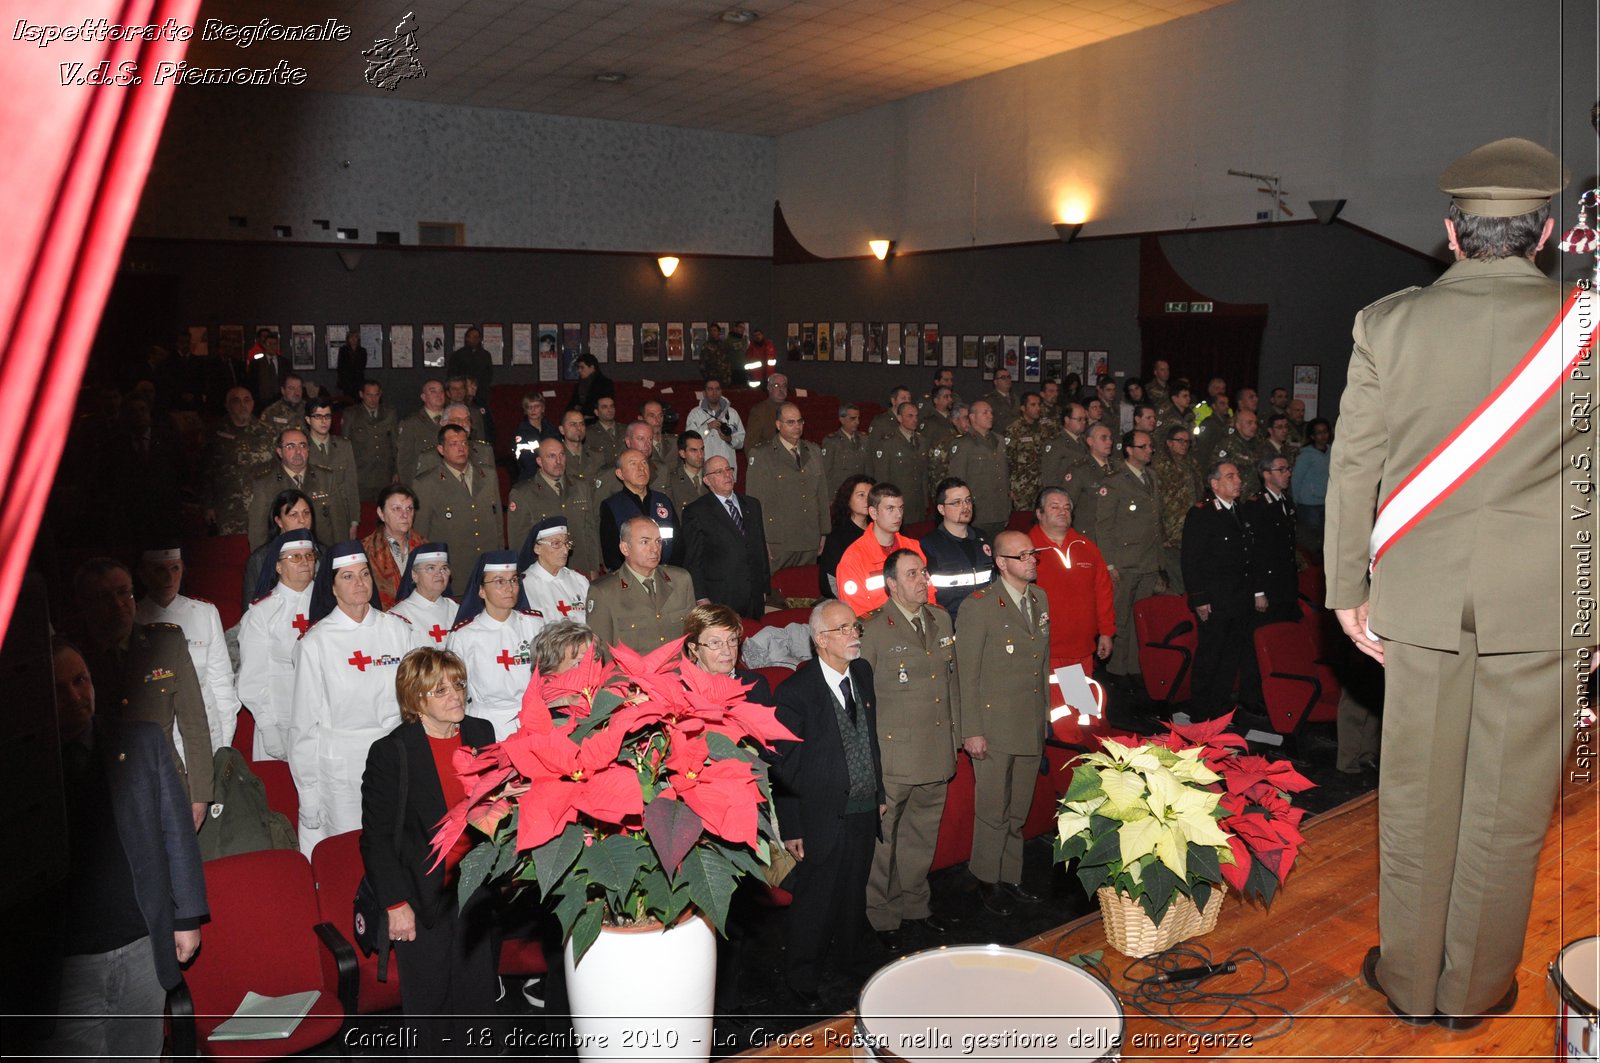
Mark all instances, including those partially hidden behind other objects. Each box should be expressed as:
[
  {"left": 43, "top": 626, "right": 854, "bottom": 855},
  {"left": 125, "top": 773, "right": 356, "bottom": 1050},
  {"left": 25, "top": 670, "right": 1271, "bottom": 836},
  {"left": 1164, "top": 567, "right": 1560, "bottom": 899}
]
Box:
[
  {"left": 426, "top": 680, "right": 467, "bottom": 699},
  {"left": 818, "top": 622, "right": 864, "bottom": 637},
  {"left": 937, "top": 496, "right": 974, "bottom": 507},
  {"left": 537, "top": 537, "right": 573, "bottom": 549},
  {"left": 998, "top": 549, "right": 1044, "bottom": 560},
  {"left": 696, "top": 636, "right": 741, "bottom": 653},
  {"left": 482, "top": 577, "right": 520, "bottom": 589}
]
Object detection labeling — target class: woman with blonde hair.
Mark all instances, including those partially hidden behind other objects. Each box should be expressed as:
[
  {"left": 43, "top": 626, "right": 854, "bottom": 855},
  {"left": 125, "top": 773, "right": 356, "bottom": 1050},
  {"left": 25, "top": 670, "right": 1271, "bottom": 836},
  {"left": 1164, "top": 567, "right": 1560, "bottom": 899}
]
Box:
[{"left": 360, "top": 647, "right": 498, "bottom": 1057}]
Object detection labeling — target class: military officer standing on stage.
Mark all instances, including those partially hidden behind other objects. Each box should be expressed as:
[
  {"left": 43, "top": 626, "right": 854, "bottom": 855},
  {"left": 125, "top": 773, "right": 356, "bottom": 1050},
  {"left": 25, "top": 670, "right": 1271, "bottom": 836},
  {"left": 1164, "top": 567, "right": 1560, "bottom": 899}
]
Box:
[
  {"left": 869, "top": 402, "right": 932, "bottom": 522},
  {"left": 859, "top": 549, "right": 958, "bottom": 950},
  {"left": 745, "top": 402, "right": 831, "bottom": 571},
  {"left": 1327, "top": 138, "right": 1579, "bottom": 1030},
  {"left": 413, "top": 423, "right": 504, "bottom": 595},
  {"left": 956, "top": 530, "right": 1050, "bottom": 916},
  {"left": 206, "top": 386, "right": 276, "bottom": 535},
  {"left": 342, "top": 380, "right": 399, "bottom": 500},
  {"left": 945, "top": 400, "right": 1011, "bottom": 540},
  {"left": 1094, "top": 430, "right": 1163, "bottom": 688},
  {"left": 507, "top": 438, "right": 602, "bottom": 578}
]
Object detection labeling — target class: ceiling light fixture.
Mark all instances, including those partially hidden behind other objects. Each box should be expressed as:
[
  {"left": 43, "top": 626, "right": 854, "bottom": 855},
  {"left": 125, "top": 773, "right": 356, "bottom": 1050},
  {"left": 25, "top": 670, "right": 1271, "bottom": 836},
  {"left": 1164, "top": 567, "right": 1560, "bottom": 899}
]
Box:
[
  {"left": 594, "top": 72, "right": 627, "bottom": 84},
  {"left": 657, "top": 255, "right": 680, "bottom": 279},
  {"left": 868, "top": 239, "right": 894, "bottom": 261},
  {"left": 719, "top": 9, "right": 760, "bottom": 25},
  {"left": 1053, "top": 222, "right": 1084, "bottom": 244}
]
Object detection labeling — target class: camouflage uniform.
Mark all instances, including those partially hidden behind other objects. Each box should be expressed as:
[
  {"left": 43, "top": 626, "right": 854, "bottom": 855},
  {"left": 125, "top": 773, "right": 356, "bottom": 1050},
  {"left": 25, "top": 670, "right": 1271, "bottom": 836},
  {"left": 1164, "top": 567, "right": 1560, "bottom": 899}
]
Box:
[
  {"left": 1152, "top": 453, "right": 1203, "bottom": 593},
  {"left": 925, "top": 430, "right": 961, "bottom": 506},
  {"left": 1145, "top": 379, "right": 1170, "bottom": 409},
  {"left": 1209, "top": 431, "right": 1271, "bottom": 498},
  {"left": 1154, "top": 402, "right": 1195, "bottom": 439},
  {"left": 258, "top": 398, "right": 307, "bottom": 434},
  {"left": 1002, "top": 415, "right": 1049, "bottom": 512},
  {"left": 207, "top": 419, "right": 275, "bottom": 535}
]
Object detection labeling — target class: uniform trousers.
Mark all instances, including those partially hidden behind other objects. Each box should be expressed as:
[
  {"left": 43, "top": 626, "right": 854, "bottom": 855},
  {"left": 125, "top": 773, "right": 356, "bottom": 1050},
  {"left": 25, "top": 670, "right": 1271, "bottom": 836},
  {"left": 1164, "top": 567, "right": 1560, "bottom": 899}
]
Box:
[
  {"left": 1161, "top": 545, "right": 1185, "bottom": 594},
  {"left": 969, "top": 750, "right": 1037, "bottom": 885},
  {"left": 44, "top": 936, "right": 165, "bottom": 1060},
  {"left": 1376, "top": 631, "right": 1566, "bottom": 1018},
  {"left": 785, "top": 810, "right": 876, "bottom": 994},
  {"left": 394, "top": 891, "right": 499, "bottom": 1058},
  {"left": 866, "top": 777, "right": 948, "bottom": 930},
  {"left": 1191, "top": 610, "right": 1259, "bottom": 718},
  {"left": 1109, "top": 568, "right": 1160, "bottom": 676}
]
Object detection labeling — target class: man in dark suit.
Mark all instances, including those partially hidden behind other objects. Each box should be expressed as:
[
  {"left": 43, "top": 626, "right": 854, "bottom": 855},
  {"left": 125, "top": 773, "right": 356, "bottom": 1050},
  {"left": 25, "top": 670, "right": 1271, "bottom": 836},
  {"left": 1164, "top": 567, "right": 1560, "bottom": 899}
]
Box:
[
  {"left": 682, "top": 455, "right": 769, "bottom": 618},
  {"left": 1243, "top": 456, "right": 1299, "bottom": 624},
  {"left": 771, "top": 600, "right": 884, "bottom": 1011},
  {"left": 1180, "top": 461, "right": 1265, "bottom": 720},
  {"left": 33, "top": 639, "right": 207, "bottom": 1058}
]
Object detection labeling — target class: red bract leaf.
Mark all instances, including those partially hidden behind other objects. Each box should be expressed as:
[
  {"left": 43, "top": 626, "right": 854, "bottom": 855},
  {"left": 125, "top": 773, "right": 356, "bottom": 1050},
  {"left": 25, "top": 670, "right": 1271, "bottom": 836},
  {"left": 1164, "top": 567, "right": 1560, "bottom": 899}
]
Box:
[
  {"left": 572, "top": 763, "right": 647, "bottom": 823},
  {"left": 669, "top": 758, "right": 763, "bottom": 849},
  {"left": 468, "top": 796, "right": 514, "bottom": 836},
  {"left": 1164, "top": 711, "right": 1250, "bottom": 751},
  {"left": 516, "top": 777, "right": 581, "bottom": 851},
  {"left": 664, "top": 733, "right": 710, "bottom": 778},
  {"left": 1222, "top": 835, "right": 1251, "bottom": 891},
  {"left": 536, "top": 647, "right": 613, "bottom": 706}
]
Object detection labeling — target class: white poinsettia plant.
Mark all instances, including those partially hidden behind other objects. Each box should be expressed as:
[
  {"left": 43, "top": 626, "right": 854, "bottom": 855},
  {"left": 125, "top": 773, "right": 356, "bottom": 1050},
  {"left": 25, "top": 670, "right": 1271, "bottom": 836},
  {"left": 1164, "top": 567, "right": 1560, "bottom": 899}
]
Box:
[{"left": 1055, "top": 739, "right": 1236, "bottom": 924}]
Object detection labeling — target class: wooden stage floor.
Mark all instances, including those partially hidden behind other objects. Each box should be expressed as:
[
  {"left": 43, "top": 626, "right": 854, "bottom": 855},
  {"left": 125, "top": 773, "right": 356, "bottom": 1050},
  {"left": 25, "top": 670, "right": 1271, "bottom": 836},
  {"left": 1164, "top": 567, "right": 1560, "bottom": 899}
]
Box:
[{"left": 743, "top": 768, "right": 1599, "bottom": 1061}]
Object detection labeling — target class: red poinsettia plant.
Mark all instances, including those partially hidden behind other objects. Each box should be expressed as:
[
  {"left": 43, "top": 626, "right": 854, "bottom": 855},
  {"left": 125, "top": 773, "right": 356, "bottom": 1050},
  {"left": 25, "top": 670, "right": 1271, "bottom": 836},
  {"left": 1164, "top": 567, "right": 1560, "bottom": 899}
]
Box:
[
  {"left": 429, "top": 638, "right": 796, "bottom": 962},
  {"left": 1148, "top": 711, "right": 1315, "bottom": 906}
]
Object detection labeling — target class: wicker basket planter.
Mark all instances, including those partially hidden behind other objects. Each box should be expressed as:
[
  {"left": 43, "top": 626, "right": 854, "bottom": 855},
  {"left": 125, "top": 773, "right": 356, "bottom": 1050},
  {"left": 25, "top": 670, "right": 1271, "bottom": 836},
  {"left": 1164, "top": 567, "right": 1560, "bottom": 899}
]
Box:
[{"left": 1096, "top": 884, "right": 1226, "bottom": 958}]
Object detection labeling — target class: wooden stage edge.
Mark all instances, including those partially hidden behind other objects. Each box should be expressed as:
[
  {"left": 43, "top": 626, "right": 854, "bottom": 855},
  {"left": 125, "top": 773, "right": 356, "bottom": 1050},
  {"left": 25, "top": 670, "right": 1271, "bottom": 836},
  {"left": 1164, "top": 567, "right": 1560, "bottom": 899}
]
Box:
[{"left": 742, "top": 775, "right": 1600, "bottom": 1061}]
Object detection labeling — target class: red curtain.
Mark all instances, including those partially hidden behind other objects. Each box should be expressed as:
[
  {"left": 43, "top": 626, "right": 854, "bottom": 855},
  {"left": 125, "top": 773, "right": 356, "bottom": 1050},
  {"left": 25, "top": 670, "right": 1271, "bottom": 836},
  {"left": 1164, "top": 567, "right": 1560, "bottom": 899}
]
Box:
[{"left": 0, "top": 0, "right": 197, "bottom": 635}]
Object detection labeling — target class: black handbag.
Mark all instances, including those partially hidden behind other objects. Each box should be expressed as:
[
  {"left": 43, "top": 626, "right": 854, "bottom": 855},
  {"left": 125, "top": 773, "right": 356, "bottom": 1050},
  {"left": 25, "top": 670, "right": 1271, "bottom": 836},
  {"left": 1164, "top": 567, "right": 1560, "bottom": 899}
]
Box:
[{"left": 353, "top": 744, "right": 407, "bottom": 982}]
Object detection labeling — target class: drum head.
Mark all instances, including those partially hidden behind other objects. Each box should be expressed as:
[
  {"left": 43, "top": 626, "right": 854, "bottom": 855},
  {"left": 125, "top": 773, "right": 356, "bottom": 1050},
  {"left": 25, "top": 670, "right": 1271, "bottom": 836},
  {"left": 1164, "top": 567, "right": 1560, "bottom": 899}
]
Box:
[
  {"left": 1555, "top": 937, "right": 1600, "bottom": 1017},
  {"left": 855, "top": 944, "right": 1123, "bottom": 1061}
]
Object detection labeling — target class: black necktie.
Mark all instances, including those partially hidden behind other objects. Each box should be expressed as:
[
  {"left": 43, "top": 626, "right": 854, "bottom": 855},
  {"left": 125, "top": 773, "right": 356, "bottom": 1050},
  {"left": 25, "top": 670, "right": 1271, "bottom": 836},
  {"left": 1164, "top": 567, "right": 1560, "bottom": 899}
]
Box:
[
  {"left": 839, "top": 676, "right": 856, "bottom": 723},
  {"left": 725, "top": 496, "right": 743, "bottom": 531}
]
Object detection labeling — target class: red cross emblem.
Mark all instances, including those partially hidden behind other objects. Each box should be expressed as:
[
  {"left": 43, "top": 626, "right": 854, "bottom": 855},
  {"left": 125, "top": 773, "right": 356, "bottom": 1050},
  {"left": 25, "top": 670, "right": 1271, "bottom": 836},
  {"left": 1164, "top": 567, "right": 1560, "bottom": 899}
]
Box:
[
  {"left": 292, "top": 613, "right": 311, "bottom": 635},
  {"left": 555, "top": 599, "right": 575, "bottom": 617},
  {"left": 496, "top": 649, "right": 518, "bottom": 670},
  {"left": 427, "top": 624, "right": 449, "bottom": 644},
  {"left": 348, "top": 650, "right": 373, "bottom": 671}
]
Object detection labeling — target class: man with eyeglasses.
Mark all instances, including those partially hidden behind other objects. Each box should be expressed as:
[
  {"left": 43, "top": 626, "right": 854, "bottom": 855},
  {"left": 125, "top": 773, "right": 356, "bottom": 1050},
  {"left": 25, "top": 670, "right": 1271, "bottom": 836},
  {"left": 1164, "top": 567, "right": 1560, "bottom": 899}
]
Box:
[
  {"left": 955, "top": 530, "right": 1050, "bottom": 916},
  {"left": 508, "top": 438, "right": 602, "bottom": 579},
  {"left": 858, "top": 548, "right": 958, "bottom": 951},
  {"left": 1153, "top": 425, "right": 1203, "bottom": 593},
  {"left": 304, "top": 395, "right": 360, "bottom": 541},
  {"left": 682, "top": 455, "right": 769, "bottom": 619},
  {"left": 836, "top": 482, "right": 935, "bottom": 616},
  {"left": 1092, "top": 429, "right": 1164, "bottom": 689},
  {"left": 746, "top": 401, "right": 831, "bottom": 574},
  {"left": 919, "top": 477, "right": 995, "bottom": 620},
  {"left": 447, "top": 550, "right": 547, "bottom": 741},
  {"left": 1029, "top": 487, "right": 1114, "bottom": 684},
  {"left": 1243, "top": 456, "right": 1298, "bottom": 624},
  {"left": 1039, "top": 402, "right": 1091, "bottom": 495},
  {"left": 587, "top": 516, "right": 697, "bottom": 654},
  {"left": 516, "top": 517, "right": 588, "bottom": 627},
  {"left": 946, "top": 401, "right": 1011, "bottom": 540},
  {"left": 245, "top": 427, "right": 338, "bottom": 549},
  {"left": 258, "top": 371, "right": 307, "bottom": 433},
  {"left": 981, "top": 369, "right": 1019, "bottom": 425},
  {"left": 771, "top": 599, "right": 884, "bottom": 1012}
]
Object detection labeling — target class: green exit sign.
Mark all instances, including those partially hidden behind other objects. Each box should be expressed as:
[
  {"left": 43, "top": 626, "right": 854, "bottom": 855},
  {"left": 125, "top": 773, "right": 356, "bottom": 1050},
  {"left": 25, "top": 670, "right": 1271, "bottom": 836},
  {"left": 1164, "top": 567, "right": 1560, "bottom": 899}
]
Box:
[
  {"left": 1190, "top": 301, "right": 1214, "bottom": 313},
  {"left": 1164, "top": 301, "right": 1189, "bottom": 313}
]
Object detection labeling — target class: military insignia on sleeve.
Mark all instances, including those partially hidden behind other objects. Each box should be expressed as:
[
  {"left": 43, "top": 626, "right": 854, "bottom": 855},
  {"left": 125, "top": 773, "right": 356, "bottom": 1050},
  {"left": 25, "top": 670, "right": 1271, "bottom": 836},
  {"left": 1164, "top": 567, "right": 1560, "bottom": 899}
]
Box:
[
  {"left": 982, "top": 543, "right": 993, "bottom": 556},
  {"left": 1098, "top": 486, "right": 1108, "bottom": 496},
  {"left": 508, "top": 500, "right": 517, "bottom": 511},
  {"left": 875, "top": 450, "right": 883, "bottom": 459},
  {"left": 1064, "top": 473, "right": 1073, "bottom": 482},
  {"left": 586, "top": 599, "right": 595, "bottom": 611}
]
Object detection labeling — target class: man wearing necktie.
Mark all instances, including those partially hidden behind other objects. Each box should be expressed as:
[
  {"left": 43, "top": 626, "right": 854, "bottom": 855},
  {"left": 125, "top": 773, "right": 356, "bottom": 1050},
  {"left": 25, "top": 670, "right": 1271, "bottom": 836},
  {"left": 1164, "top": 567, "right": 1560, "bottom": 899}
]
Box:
[
  {"left": 1181, "top": 461, "right": 1266, "bottom": 720},
  {"left": 1243, "top": 457, "right": 1299, "bottom": 624},
  {"left": 858, "top": 550, "right": 959, "bottom": 951},
  {"left": 681, "top": 456, "right": 770, "bottom": 618},
  {"left": 585, "top": 516, "right": 696, "bottom": 653}
]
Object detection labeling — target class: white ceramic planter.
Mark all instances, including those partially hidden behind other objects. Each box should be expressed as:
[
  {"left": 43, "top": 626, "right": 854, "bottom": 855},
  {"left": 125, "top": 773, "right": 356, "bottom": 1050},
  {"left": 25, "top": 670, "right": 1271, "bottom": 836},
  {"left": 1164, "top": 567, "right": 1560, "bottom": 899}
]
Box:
[{"left": 563, "top": 911, "right": 717, "bottom": 1061}]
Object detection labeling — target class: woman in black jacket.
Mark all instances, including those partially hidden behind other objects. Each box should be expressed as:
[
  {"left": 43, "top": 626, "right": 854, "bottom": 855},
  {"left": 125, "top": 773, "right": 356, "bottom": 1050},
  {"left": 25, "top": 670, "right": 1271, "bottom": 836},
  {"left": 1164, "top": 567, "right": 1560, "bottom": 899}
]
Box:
[
  {"left": 566, "top": 354, "right": 615, "bottom": 423},
  {"left": 361, "top": 648, "right": 498, "bottom": 1056},
  {"left": 817, "top": 474, "right": 875, "bottom": 598}
]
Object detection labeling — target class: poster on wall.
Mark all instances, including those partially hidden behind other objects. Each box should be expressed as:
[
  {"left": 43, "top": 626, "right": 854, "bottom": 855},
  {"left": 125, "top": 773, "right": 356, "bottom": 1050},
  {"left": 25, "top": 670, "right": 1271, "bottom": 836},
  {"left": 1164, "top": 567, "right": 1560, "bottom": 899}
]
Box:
[
  {"left": 187, "top": 325, "right": 209, "bottom": 356},
  {"left": 849, "top": 323, "right": 865, "bottom": 362},
  {"left": 866, "top": 323, "right": 884, "bottom": 363},
  {"left": 784, "top": 322, "right": 800, "bottom": 361},
  {"left": 537, "top": 324, "right": 559, "bottom": 381},
  {"left": 481, "top": 324, "right": 504, "bottom": 366},
  {"left": 359, "top": 324, "right": 384, "bottom": 368},
  {"left": 1044, "top": 348, "right": 1063, "bottom": 380},
  {"left": 422, "top": 324, "right": 446, "bottom": 368},
  {"left": 289, "top": 325, "right": 316, "bottom": 371},
  {"left": 511, "top": 323, "right": 533, "bottom": 366},
  {"left": 978, "top": 336, "right": 998, "bottom": 379},
  {"left": 817, "top": 321, "right": 832, "bottom": 361},
  {"left": 665, "top": 322, "right": 685, "bottom": 362},
  {"left": 640, "top": 323, "right": 661, "bottom": 362},
  {"left": 1066, "top": 350, "right": 1086, "bottom": 382},
  {"left": 940, "top": 334, "right": 957, "bottom": 367},
  {"left": 885, "top": 322, "right": 901, "bottom": 365},
  {"left": 1087, "top": 350, "right": 1109, "bottom": 386},
  {"left": 690, "top": 322, "right": 707, "bottom": 364},
  {"left": 1292, "top": 364, "right": 1321, "bottom": 419},
  {"left": 801, "top": 322, "right": 816, "bottom": 360},
  {"left": 325, "top": 324, "right": 349, "bottom": 369},
  {"left": 218, "top": 325, "right": 243, "bottom": 362},
  {"left": 453, "top": 324, "right": 472, "bottom": 351},
  {"left": 961, "top": 336, "right": 979, "bottom": 370},
  {"left": 903, "top": 323, "right": 919, "bottom": 366},
  {"left": 1022, "top": 336, "right": 1042, "bottom": 383},
  {"left": 390, "top": 324, "right": 414, "bottom": 369},
  {"left": 615, "top": 323, "right": 635, "bottom": 363},
  {"left": 563, "top": 323, "right": 584, "bottom": 376},
  {"left": 1001, "top": 336, "right": 1021, "bottom": 380},
  {"left": 834, "top": 322, "right": 848, "bottom": 362},
  {"left": 588, "top": 322, "right": 610, "bottom": 363}
]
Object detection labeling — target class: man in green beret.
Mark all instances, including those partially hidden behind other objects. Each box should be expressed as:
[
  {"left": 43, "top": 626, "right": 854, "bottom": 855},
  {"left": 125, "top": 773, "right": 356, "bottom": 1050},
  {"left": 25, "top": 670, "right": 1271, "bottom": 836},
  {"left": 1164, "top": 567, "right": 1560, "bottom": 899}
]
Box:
[{"left": 1326, "top": 137, "right": 1580, "bottom": 1031}]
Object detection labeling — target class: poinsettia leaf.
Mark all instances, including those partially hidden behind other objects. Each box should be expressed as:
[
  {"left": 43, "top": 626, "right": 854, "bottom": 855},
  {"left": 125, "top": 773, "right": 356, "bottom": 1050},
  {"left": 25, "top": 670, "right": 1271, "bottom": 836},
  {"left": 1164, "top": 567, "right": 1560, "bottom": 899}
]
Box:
[
  {"left": 550, "top": 878, "right": 591, "bottom": 931},
  {"left": 676, "top": 845, "right": 737, "bottom": 933},
  {"left": 456, "top": 840, "right": 498, "bottom": 913},
  {"left": 1139, "top": 859, "right": 1179, "bottom": 924},
  {"left": 724, "top": 841, "right": 765, "bottom": 879},
  {"left": 530, "top": 823, "right": 585, "bottom": 896},
  {"left": 705, "top": 731, "right": 756, "bottom": 763},
  {"left": 642, "top": 795, "right": 704, "bottom": 874},
  {"left": 1076, "top": 861, "right": 1111, "bottom": 897},
  {"left": 1081, "top": 819, "right": 1123, "bottom": 866},
  {"left": 1187, "top": 841, "right": 1222, "bottom": 885},
  {"left": 580, "top": 833, "right": 649, "bottom": 895},
  {"left": 1245, "top": 856, "right": 1279, "bottom": 906},
  {"left": 568, "top": 899, "right": 607, "bottom": 965},
  {"left": 1062, "top": 764, "right": 1102, "bottom": 803},
  {"left": 1191, "top": 879, "right": 1213, "bottom": 914},
  {"left": 490, "top": 832, "right": 521, "bottom": 882},
  {"left": 569, "top": 687, "right": 627, "bottom": 742}
]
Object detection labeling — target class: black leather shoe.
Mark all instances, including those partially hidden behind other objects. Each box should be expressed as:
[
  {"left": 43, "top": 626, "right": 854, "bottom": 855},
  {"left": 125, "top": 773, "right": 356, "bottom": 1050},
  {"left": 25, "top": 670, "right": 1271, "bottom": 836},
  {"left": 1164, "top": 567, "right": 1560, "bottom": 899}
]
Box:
[
  {"left": 1360, "top": 947, "right": 1432, "bottom": 1026},
  {"left": 1435, "top": 980, "right": 1518, "bottom": 1031},
  {"left": 978, "top": 882, "right": 1013, "bottom": 915},
  {"left": 907, "top": 914, "right": 950, "bottom": 935},
  {"left": 877, "top": 928, "right": 904, "bottom": 952},
  {"left": 1002, "top": 881, "right": 1042, "bottom": 904}
]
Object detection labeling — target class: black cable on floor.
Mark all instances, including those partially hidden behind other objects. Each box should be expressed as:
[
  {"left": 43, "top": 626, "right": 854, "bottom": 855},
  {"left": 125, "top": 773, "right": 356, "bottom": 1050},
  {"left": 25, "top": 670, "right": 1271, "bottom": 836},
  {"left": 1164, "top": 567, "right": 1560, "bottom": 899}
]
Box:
[{"left": 1118, "top": 943, "right": 1294, "bottom": 1040}]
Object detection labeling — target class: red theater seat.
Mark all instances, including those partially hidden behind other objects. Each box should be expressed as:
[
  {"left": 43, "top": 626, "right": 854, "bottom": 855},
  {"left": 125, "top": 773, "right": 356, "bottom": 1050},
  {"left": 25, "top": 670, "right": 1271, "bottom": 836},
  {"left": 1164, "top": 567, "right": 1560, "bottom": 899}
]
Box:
[
  {"left": 311, "top": 831, "right": 402, "bottom": 1015},
  {"left": 1254, "top": 621, "right": 1341, "bottom": 735},
  {"left": 1134, "top": 595, "right": 1197, "bottom": 704}
]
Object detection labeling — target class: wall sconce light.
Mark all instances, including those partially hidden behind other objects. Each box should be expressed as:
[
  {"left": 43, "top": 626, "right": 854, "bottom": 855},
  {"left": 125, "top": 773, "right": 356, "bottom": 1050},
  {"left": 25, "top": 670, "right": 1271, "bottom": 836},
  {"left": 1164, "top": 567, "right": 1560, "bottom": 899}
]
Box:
[
  {"left": 1053, "top": 222, "right": 1084, "bottom": 244},
  {"left": 868, "top": 239, "right": 894, "bottom": 260},
  {"left": 1308, "top": 199, "right": 1347, "bottom": 225},
  {"left": 657, "top": 255, "right": 680, "bottom": 278}
]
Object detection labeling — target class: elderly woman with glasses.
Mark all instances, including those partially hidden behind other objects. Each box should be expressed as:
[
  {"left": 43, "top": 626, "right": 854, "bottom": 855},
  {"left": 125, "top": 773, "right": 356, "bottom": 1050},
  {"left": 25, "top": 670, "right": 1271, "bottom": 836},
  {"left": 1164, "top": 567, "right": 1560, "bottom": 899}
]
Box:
[
  {"left": 446, "top": 550, "right": 547, "bottom": 741},
  {"left": 681, "top": 603, "right": 773, "bottom": 706},
  {"left": 361, "top": 647, "right": 498, "bottom": 1059}
]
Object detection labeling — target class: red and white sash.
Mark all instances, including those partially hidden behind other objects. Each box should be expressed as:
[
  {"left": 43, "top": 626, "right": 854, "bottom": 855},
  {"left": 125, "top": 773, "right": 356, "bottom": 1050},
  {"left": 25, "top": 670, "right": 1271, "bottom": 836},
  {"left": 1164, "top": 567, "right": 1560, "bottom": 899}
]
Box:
[{"left": 1369, "top": 284, "right": 1596, "bottom": 570}]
